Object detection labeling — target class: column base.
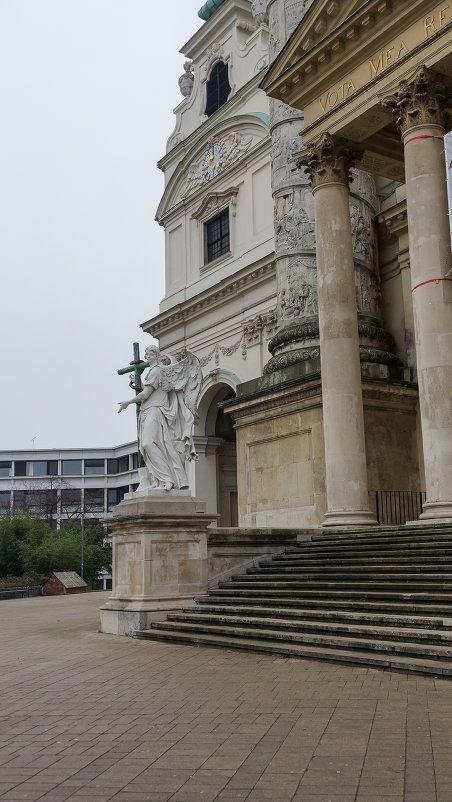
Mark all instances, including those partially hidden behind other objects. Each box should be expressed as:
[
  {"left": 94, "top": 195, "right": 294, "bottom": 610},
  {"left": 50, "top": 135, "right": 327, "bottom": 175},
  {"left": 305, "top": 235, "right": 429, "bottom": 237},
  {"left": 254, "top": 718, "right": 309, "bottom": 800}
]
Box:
[
  {"left": 322, "top": 509, "right": 378, "bottom": 528},
  {"left": 418, "top": 501, "right": 452, "bottom": 523}
]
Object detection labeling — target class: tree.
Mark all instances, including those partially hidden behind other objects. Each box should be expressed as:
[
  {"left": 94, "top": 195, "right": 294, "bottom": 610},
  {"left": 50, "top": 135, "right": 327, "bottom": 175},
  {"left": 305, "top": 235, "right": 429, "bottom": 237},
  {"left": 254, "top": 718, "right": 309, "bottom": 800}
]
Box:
[
  {"left": 0, "top": 518, "right": 23, "bottom": 578},
  {"left": 0, "top": 515, "right": 111, "bottom": 585}
]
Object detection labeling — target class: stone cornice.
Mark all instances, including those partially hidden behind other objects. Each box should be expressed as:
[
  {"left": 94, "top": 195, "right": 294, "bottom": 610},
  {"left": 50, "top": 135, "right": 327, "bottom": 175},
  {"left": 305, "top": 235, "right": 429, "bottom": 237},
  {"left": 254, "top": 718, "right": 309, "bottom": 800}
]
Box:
[
  {"left": 141, "top": 258, "right": 275, "bottom": 338},
  {"left": 192, "top": 187, "right": 239, "bottom": 221},
  {"left": 261, "top": 0, "right": 396, "bottom": 103},
  {"left": 377, "top": 198, "right": 408, "bottom": 237}
]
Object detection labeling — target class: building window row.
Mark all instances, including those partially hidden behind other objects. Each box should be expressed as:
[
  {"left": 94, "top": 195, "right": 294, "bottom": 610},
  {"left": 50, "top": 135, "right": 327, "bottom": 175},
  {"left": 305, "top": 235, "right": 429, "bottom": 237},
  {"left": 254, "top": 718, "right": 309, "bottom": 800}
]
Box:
[
  {"left": 0, "top": 454, "right": 139, "bottom": 478},
  {"left": 0, "top": 485, "right": 134, "bottom": 517}
]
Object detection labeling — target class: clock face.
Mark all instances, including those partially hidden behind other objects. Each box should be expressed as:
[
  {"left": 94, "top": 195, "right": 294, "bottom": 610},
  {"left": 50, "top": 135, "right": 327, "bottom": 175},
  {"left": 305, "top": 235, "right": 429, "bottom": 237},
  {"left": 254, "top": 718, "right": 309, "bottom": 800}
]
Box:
[{"left": 202, "top": 142, "right": 223, "bottom": 181}]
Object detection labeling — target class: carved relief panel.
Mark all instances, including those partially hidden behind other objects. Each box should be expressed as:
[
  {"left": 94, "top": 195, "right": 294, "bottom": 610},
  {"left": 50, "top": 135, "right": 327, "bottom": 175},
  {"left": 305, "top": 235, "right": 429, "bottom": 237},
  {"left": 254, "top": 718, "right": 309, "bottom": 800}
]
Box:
[
  {"left": 274, "top": 188, "right": 316, "bottom": 254},
  {"left": 277, "top": 255, "right": 317, "bottom": 322}
]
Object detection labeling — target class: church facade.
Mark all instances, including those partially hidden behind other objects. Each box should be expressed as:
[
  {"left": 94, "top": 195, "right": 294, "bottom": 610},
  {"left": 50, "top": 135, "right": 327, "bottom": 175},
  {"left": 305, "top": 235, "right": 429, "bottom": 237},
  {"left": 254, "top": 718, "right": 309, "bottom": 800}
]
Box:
[{"left": 143, "top": 0, "right": 452, "bottom": 530}]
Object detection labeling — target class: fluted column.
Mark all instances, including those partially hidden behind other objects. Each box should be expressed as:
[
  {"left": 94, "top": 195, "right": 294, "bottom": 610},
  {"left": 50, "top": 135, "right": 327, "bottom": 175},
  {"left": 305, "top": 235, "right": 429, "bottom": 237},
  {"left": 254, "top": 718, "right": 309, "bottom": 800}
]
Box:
[
  {"left": 300, "top": 134, "right": 376, "bottom": 527},
  {"left": 383, "top": 66, "right": 452, "bottom": 521}
]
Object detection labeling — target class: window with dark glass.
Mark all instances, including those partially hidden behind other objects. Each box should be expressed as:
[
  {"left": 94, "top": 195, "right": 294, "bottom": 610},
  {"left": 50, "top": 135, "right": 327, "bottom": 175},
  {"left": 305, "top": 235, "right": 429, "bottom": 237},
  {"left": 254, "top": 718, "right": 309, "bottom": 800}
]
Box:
[
  {"left": 61, "top": 459, "right": 82, "bottom": 476},
  {"left": 107, "top": 458, "right": 118, "bottom": 474},
  {"left": 132, "top": 453, "right": 139, "bottom": 470},
  {"left": 84, "top": 488, "right": 105, "bottom": 513},
  {"left": 118, "top": 455, "right": 129, "bottom": 473},
  {"left": 14, "top": 461, "right": 26, "bottom": 477},
  {"left": 205, "top": 209, "right": 230, "bottom": 263},
  {"left": 85, "top": 459, "right": 105, "bottom": 475},
  {"left": 107, "top": 485, "right": 129, "bottom": 512},
  {"left": 0, "top": 491, "right": 11, "bottom": 512},
  {"left": 0, "top": 462, "right": 11, "bottom": 477},
  {"left": 60, "top": 488, "right": 82, "bottom": 514},
  {"left": 205, "top": 61, "right": 231, "bottom": 117}
]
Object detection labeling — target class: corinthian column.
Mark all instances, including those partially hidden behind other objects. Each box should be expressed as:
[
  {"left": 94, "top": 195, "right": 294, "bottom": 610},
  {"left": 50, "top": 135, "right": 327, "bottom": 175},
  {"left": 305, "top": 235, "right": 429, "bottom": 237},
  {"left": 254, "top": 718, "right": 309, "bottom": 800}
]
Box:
[
  {"left": 383, "top": 66, "right": 452, "bottom": 521},
  {"left": 299, "top": 134, "right": 376, "bottom": 527}
]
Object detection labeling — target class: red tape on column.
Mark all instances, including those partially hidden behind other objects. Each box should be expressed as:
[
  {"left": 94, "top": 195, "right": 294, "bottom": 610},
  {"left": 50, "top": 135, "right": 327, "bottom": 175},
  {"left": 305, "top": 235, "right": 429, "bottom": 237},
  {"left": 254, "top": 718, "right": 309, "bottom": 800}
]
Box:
[
  {"left": 404, "top": 135, "right": 444, "bottom": 147},
  {"left": 412, "top": 278, "right": 452, "bottom": 292}
]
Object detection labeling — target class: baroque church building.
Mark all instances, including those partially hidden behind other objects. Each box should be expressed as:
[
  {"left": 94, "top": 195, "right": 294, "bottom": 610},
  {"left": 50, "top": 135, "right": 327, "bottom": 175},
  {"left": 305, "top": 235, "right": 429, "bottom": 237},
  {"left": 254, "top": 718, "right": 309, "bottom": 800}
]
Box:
[{"left": 142, "top": 0, "right": 452, "bottom": 530}]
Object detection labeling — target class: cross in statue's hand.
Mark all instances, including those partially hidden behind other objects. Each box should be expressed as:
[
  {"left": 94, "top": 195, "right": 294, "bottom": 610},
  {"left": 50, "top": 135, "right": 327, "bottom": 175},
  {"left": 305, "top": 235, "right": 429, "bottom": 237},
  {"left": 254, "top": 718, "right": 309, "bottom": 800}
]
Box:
[{"left": 117, "top": 343, "right": 149, "bottom": 468}]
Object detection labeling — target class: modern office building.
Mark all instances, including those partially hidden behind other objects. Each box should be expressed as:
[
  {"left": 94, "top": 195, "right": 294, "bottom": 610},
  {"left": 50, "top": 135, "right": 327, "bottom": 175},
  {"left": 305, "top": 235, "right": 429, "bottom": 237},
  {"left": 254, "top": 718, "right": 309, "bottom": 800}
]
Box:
[{"left": 0, "top": 442, "right": 140, "bottom": 528}]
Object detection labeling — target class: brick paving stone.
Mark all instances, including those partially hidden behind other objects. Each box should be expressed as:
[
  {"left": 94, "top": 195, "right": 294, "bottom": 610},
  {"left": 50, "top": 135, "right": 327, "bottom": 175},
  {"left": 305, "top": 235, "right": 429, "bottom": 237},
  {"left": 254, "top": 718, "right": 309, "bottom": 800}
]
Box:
[{"left": 1, "top": 594, "right": 452, "bottom": 802}]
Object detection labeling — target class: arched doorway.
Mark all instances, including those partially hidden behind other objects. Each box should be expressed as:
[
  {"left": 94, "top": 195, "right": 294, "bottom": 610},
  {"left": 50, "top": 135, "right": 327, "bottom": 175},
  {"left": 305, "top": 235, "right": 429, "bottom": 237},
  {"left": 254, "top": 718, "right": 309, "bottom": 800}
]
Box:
[{"left": 194, "top": 380, "right": 238, "bottom": 526}]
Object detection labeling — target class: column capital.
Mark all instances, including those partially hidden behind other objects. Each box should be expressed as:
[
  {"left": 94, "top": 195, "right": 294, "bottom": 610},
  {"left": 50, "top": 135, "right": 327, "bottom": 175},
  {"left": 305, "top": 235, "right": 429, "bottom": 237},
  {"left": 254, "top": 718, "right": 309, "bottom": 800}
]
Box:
[
  {"left": 297, "top": 132, "right": 360, "bottom": 192},
  {"left": 382, "top": 65, "right": 451, "bottom": 138}
]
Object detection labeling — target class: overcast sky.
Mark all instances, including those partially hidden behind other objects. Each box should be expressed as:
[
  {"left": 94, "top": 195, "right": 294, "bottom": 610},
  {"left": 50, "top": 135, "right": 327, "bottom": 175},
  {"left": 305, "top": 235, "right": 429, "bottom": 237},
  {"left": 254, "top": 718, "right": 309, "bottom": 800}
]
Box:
[{"left": 0, "top": 0, "right": 203, "bottom": 451}]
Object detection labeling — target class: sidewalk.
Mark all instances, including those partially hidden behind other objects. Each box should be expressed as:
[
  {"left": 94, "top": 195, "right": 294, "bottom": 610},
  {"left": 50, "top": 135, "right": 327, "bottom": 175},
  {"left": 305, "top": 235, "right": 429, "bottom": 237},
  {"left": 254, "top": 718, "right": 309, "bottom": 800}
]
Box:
[{"left": 0, "top": 593, "right": 451, "bottom": 802}]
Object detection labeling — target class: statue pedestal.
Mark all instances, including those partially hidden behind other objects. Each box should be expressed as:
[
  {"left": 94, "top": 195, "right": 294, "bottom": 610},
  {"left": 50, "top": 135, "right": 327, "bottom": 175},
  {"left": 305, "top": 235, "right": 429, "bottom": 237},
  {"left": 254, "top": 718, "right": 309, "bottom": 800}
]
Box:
[{"left": 99, "top": 491, "right": 217, "bottom": 636}]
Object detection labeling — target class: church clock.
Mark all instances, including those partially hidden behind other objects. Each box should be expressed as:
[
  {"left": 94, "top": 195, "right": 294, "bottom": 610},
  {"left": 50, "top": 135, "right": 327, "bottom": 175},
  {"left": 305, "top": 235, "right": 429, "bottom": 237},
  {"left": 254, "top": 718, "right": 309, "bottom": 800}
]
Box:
[{"left": 202, "top": 142, "right": 223, "bottom": 181}]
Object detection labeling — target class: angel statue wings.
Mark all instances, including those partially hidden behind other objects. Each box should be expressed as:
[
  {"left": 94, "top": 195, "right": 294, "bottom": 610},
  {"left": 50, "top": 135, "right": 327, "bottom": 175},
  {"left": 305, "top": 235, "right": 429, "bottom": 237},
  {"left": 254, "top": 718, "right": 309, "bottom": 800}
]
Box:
[{"left": 118, "top": 346, "right": 203, "bottom": 492}]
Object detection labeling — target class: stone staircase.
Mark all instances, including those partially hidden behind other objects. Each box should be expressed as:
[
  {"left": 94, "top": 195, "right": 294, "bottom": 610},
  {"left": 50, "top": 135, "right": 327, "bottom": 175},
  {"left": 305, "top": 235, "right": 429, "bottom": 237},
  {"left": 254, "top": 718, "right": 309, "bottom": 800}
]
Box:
[{"left": 135, "top": 525, "right": 452, "bottom": 676}]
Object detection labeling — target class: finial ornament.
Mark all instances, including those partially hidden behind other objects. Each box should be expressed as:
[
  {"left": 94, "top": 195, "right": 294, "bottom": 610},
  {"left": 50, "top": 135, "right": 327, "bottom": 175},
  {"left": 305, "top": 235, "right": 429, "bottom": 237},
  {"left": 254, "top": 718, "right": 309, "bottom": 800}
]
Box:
[
  {"left": 178, "top": 61, "right": 194, "bottom": 98},
  {"left": 251, "top": 0, "right": 269, "bottom": 27},
  {"left": 382, "top": 65, "right": 451, "bottom": 136},
  {"left": 297, "top": 132, "right": 360, "bottom": 191}
]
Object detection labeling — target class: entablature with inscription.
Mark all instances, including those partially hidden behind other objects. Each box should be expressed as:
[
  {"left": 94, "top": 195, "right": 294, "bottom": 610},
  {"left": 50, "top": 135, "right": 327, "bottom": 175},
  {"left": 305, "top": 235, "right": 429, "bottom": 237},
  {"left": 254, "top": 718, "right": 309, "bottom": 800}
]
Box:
[{"left": 261, "top": 0, "right": 452, "bottom": 178}]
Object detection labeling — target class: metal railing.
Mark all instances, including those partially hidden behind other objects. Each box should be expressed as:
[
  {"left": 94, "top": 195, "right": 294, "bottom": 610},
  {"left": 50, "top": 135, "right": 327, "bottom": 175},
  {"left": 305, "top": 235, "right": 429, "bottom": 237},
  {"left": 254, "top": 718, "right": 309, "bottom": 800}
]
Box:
[{"left": 368, "top": 490, "right": 426, "bottom": 525}]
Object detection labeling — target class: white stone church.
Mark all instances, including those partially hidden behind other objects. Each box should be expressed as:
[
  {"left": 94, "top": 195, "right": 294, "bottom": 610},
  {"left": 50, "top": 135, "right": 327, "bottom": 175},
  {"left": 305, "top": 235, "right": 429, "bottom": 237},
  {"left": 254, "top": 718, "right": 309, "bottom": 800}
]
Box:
[{"left": 141, "top": 0, "right": 452, "bottom": 531}]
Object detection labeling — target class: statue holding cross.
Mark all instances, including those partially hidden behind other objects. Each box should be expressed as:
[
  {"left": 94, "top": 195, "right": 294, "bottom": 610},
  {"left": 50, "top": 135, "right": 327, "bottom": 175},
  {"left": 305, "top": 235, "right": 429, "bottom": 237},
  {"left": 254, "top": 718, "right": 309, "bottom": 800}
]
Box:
[{"left": 118, "top": 343, "right": 203, "bottom": 493}]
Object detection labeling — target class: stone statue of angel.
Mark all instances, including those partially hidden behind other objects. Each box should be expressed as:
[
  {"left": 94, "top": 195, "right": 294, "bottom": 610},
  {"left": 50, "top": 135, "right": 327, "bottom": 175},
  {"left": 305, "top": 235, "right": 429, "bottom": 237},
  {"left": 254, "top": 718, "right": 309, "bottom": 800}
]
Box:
[{"left": 118, "top": 345, "right": 203, "bottom": 492}]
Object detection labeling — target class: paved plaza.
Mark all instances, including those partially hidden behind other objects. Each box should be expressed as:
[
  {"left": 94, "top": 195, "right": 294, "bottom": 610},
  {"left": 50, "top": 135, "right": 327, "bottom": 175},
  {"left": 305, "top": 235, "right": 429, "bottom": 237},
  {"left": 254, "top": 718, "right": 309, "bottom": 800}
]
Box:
[{"left": 1, "top": 593, "right": 452, "bottom": 802}]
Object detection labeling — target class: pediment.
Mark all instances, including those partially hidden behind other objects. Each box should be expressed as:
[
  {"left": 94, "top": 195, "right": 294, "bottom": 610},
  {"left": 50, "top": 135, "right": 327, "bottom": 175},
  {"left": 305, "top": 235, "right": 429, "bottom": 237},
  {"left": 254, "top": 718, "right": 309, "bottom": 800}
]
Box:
[
  {"left": 261, "top": 0, "right": 371, "bottom": 92},
  {"left": 156, "top": 114, "right": 269, "bottom": 223}
]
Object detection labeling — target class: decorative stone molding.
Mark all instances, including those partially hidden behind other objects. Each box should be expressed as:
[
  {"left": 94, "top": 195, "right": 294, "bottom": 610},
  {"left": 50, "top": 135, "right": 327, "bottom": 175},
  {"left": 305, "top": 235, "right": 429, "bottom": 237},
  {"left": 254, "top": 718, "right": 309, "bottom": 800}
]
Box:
[
  {"left": 178, "top": 62, "right": 194, "bottom": 98},
  {"left": 382, "top": 65, "right": 452, "bottom": 137},
  {"left": 251, "top": 0, "right": 269, "bottom": 27},
  {"left": 199, "top": 336, "right": 246, "bottom": 368},
  {"left": 192, "top": 187, "right": 239, "bottom": 221},
  {"left": 204, "top": 42, "right": 228, "bottom": 77},
  {"left": 180, "top": 131, "right": 254, "bottom": 199},
  {"left": 145, "top": 260, "right": 275, "bottom": 338},
  {"left": 297, "top": 132, "right": 361, "bottom": 191},
  {"left": 269, "top": 319, "right": 319, "bottom": 354},
  {"left": 264, "top": 346, "right": 320, "bottom": 374},
  {"left": 243, "top": 310, "right": 277, "bottom": 346}
]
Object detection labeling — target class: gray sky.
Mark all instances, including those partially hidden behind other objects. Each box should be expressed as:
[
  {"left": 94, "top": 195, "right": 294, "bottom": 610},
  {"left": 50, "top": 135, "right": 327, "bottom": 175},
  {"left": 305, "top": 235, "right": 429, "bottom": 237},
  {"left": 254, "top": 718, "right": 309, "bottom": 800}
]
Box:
[{"left": 0, "top": 0, "right": 203, "bottom": 450}]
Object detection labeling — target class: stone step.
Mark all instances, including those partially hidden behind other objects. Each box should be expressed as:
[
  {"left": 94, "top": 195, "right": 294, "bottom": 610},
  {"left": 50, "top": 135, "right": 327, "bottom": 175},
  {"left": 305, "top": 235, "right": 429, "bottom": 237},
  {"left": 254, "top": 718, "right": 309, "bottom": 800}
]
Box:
[
  {"left": 309, "top": 526, "right": 452, "bottom": 542},
  {"left": 167, "top": 611, "right": 452, "bottom": 644},
  {"left": 211, "top": 586, "right": 452, "bottom": 602},
  {"left": 183, "top": 603, "right": 452, "bottom": 630},
  {"left": 196, "top": 594, "right": 452, "bottom": 615},
  {"left": 271, "top": 549, "right": 452, "bottom": 564},
  {"left": 135, "top": 628, "right": 452, "bottom": 676},
  {"left": 223, "top": 578, "right": 452, "bottom": 589},
  {"left": 285, "top": 535, "right": 452, "bottom": 554},
  {"left": 146, "top": 620, "right": 452, "bottom": 659},
  {"left": 248, "top": 564, "right": 452, "bottom": 575}
]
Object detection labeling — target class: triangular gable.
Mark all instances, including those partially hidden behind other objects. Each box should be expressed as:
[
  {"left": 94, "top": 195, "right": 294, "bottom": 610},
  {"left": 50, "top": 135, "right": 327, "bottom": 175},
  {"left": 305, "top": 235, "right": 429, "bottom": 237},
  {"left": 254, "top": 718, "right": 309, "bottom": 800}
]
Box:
[{"left": 261, "top": 0, "right": 367, "bottom": 92}]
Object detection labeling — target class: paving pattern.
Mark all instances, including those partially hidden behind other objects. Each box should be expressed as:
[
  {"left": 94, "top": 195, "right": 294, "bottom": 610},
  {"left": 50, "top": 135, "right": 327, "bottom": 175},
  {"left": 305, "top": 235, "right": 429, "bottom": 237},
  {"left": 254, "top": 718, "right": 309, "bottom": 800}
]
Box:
[{"left": 0, "top": 592, "right": 452, "bottom": 802}]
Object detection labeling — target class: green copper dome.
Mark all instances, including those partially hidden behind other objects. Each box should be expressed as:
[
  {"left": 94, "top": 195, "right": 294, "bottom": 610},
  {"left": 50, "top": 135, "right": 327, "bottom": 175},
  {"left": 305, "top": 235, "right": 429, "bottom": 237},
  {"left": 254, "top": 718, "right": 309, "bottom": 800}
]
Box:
[{"left": 198, "top": 0, "right": 252, "bottom": 22}]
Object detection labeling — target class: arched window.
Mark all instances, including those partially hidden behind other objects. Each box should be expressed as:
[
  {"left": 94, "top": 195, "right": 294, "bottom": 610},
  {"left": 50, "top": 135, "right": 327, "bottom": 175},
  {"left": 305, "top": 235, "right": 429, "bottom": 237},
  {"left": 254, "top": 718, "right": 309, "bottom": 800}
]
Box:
[{"left": 205, "top": 61, "right": 231, "bottom": 117}]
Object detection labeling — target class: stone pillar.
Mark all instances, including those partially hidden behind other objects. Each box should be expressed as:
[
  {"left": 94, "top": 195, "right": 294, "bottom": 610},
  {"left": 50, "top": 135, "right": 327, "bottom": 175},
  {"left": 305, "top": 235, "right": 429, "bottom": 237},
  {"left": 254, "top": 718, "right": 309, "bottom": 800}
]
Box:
[
  {"left": 383, "top": 66, "right": 452, "bottom": 521},
  {"left": 99, "top": 492, "right": 217, "bottom": 635},
  {"left": 300, "top": 133, "right": 376, "bottom": 527}
]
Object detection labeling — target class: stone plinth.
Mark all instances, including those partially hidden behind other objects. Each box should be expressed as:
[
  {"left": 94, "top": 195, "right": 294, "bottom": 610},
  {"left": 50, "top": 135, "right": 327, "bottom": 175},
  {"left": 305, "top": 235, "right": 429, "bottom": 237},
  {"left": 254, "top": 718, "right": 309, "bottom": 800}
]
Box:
[{"left": 99, "top": 491, "right": 217, "bottom": 636}]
